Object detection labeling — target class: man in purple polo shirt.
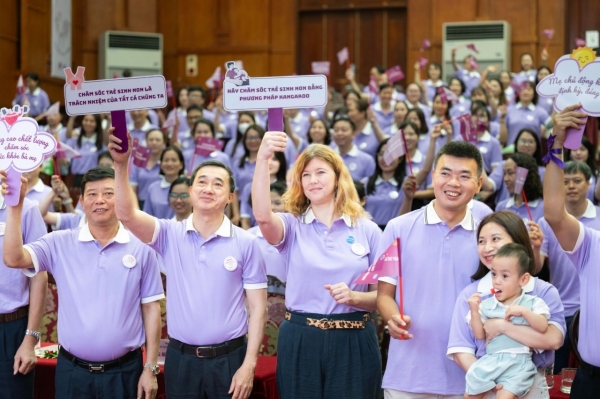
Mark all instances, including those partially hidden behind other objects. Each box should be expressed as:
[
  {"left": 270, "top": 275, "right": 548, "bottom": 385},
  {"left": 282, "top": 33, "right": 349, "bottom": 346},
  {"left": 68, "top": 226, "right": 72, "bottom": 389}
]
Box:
[
  {"left": 538, "top": 161, "right": 600, "bottom": 374},
  {"left": 2, "top": 167, "right": 164, "bottom": 399},
  {"left": 377, "top": 141, "right": 484, "bottom": 398},
  {"left": 543, "top": 104, "right": 600, "bottom": 398},
  {"left": 0, "top": 194, "right": 47, "bottom": 399},
  {"left": 109, "top": 130, "right": 267, "bottom": 399}
]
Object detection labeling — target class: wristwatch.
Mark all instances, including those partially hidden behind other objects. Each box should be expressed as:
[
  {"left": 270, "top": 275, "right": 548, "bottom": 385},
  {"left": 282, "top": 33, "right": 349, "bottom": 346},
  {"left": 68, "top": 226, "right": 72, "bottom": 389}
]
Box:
[
  {"left": 144, "top": 363, "right": 160, "bottom": 376},
  {"left": 25, "top": 329, "right": 41, "bottom": 342}
]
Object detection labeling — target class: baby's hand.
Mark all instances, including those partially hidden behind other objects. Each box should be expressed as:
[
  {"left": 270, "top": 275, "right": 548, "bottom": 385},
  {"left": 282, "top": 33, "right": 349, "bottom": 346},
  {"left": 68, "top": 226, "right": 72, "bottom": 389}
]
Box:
[
  {"left": 505, "top": 304, "right": 526, "bottom": 320},
  {"left": 467, "top": 293, "right": 481, "bottom": 310}
]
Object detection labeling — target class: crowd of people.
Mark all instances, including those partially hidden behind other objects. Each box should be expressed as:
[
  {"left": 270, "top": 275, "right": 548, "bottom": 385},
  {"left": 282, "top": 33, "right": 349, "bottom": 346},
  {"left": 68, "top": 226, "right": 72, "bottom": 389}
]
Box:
[{"left": 0, "top": 47, "right": 599, "bottom": 399}]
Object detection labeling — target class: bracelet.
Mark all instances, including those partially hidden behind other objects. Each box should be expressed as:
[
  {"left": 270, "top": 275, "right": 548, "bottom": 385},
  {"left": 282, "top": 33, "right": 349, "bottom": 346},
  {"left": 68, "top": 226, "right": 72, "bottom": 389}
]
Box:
[
  {"left": 542, "top": 135, "right": 565, "bottom": 169},
  {"left": 62, "top": 198, "right": 73, "bottom": 205},
  {"left": 25, "top": 329, "right": 41, "bottom": 342}
]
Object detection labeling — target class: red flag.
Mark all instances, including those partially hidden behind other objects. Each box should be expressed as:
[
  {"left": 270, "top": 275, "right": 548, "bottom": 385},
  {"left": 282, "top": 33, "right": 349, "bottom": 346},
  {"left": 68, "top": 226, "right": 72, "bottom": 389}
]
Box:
[
  {"left": 456, "top": 114, "right": 478, "bottom": 144},
  {"left": 542, "top": 29, "right": 555, "bottom": 39},
  {"left": 16, "top": 75, "right": 25, "bottom": 96},
  {"left": 55, "top": 141, "right": 82, "bottom": 161},
  {"left": 466, "top": 43, "right": 479, "bottom": 53},
  {"left": 311, "top": 61, "right": 331, "bottom": 75},
  {"left": 354, "top": 238, "right": 401, "bottom": 284},
  {"left": 337, "top": 47, "right": 349, "bottom": 65},
  {"left": 476, "top": 120, "right": 488, "bottom": 133},
  {"left": 386, "top": 65, "right": 405, "bottom": 83},
  {"left": 132, "top": 143, "right": 151, "bottom": 168},
  {"left": 383, "top": 130, "right": 406, "bottom": 166},
  {"left": 438, "top": 87, "right": 458, "bottom": 104}
]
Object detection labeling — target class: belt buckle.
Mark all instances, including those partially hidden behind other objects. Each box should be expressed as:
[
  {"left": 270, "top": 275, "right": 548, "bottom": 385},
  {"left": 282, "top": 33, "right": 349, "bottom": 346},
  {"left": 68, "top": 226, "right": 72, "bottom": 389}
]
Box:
[
  {"left": 195, "top": 346, "right": 217, "bottom": 358},
  {"left": 89, "top": 364, "right": 104, "bottom": 373},
  {"left": 317, "top": 318, "right": 330, "bottom": 330}
]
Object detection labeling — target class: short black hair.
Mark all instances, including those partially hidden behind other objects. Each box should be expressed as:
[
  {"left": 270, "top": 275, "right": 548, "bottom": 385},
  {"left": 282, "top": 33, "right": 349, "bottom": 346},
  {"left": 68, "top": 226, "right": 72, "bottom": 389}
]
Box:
[
  {"left": 270, "top": 181, "right": 287, "bottom": 197},
  {"left": 564, "top": 161, "right": 592, "bottom": 181},
  {"left": 353, "top": 180, "right": 366, "bottom": 201},
  {"left": 81, "top": 166, "right": 114, "bottom": 195},
  {"left": 122, "top": 69, "right": 132, "bottom": 77},
  {"left": 495, "top": 243, "right": 532, "bottom": 275},
  {"left": 190, "top": 160, "right": 236, "bottom": 193},
  {"left": 169, "top": 176, "right": 191, "bottom": 194},
  {"left": 434, "top": 141, "right": 483, "bottom": 178},
  {"left": 373, "top": 65, "right": 385, "bottom": 74},
  {"left": 379, "top": 83, "right": 392, "bottom": 92},
  {"left": 97, "top": 151, "right": 113, "bottom": 164},
  {"left": 332, "top": 116, "right": 356, "bottom": 132},
  {"left": 26, "top": 72, "right": 40, "bottom": 82},
  {"left": 187, "top": 85, "right": 205, "bottom": 96},
  {"left": 187, "top": 105, "right": 204, "bottom": 114}
]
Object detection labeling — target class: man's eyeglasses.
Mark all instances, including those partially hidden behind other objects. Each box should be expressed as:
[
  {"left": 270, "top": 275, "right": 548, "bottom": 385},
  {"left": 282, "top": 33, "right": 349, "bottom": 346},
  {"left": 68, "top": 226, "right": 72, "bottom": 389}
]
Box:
[{"left": 169, "top": 193, "right": 190, "bottom": 199}]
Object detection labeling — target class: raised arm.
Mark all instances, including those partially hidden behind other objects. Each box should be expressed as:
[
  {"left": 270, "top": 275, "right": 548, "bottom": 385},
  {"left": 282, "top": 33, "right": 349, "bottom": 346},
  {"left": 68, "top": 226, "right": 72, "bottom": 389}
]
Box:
[
  {"left": 108, "top": 129, "right": 157, "bottom": 243},
  {"left": 415, "top": 125, "right": 441, "bottom": 186},
  {"left": 345, "top": 68, "right": 370, "bottom": 101},
  {"left": 65, "top": 115, "right": 77, "bottom": 139},
  {"left": 252, "top": 131, "right": 287, "bottom": 245},
  {"left": 367, "top": 108, "right": 388, "bottom": 143},
  {"left": 543, "top": 104, "right": 588, "bottom": 251},
  {"left": 1, "top": 173, "right": 34, "bottom": 269},
  {"left": 451, "top": 47, "right": 459, "bottom": 71}
]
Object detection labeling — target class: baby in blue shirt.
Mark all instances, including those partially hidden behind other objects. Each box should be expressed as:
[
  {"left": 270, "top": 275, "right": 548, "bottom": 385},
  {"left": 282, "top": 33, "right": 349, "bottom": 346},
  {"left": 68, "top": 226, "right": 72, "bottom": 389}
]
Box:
[{"left": 465, "top": 243, "right": 550, "bottom": 399}]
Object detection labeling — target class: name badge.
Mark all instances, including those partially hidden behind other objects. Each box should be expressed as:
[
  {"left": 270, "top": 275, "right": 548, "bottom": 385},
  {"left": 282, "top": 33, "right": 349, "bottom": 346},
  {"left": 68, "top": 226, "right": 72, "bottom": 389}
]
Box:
[
  {"left": 479, "top": 146, "right": 488, "bottom": 154},
  {"left": 349, "top": 163, "right": 357, "bottom": 171},
  {"left": 183, "top": 141, "right": 190, "bottom": 148},
  {"left": 351, "top": 243, "right": 366, "bottom": 256},
  {"left": 389, "top": 191, "right": 399, "bottom": 199},
  {"left": 122, "top": 254, "right": 137, "bottom": 268},
  {"left": 224, "top": 256, "right": 238, "bottom": 271},
  {"left": 0, "top": 222, "right": 5, "bottom": 235},
  {"left": 359, "top": 142, "right": 367, "bottom": 150},
  {"left": 526, "top": 115, "right": 535, "bottom": 121}
]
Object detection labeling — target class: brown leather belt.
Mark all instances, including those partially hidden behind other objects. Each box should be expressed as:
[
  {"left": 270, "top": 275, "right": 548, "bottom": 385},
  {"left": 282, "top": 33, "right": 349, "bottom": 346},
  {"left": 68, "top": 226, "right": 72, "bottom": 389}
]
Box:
[
  {"left": 285, "top": 311, "right": 370, "bottom": 330},
  {"left": 0, "top": 306, "right": 28, "bottom": 324}
]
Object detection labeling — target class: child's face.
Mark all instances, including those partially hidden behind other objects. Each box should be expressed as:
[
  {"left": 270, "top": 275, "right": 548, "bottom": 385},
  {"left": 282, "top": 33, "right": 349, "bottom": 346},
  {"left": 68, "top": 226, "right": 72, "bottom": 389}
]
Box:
[{"left": 491, "top": 256, "right": 528, "bottom": 302}]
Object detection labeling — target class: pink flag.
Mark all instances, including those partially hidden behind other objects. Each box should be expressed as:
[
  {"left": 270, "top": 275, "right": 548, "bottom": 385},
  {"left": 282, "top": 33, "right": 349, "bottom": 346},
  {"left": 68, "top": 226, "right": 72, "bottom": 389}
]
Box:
[
  {"left": 457, "top": 114, "right": 478, "bottom": 144},
  {"left": 510, "top": 80, "right": 529, "bottom": 95},
  {"left": 383, "top": 130, "right": 406, "bottom": 166},
  {"left": 476, "top": 120, "right": 488, "bottom": 133},
  {"left": 55, "top": 141, "right": 82, "bottom": 161},
  {"left": 162, "top": 111, "right": 177, "bottom": 130},
  {"left": 575, "top": 38, "right": 586, "bottom": 47},
  {"left": 438, "top": 87, "right": 458, "bottom": 104},
  {"left": 466, "top": 43, "right": 479, "bottom": 53},
  {"left": 542, "top": 29, "right": 555, "bottom": 39},
  {"left": 386, "top": 65, "right": 405, "bottom": 83},
  {"left": 194, "top": 137, "right": 225, "bottom": 156},
  {"left": 418, "top": 57, "right": 428, "bottom": 69},
  {"left": 205, "top": 66, "right": 222, "bottom": 89},
  {"left": 311, "top": 61, "right": 331, "bottom": 75},
  {"left": 16, "top": 75, "right": 25, "bottom": 96},
  {"left": 45, "top": 102, "right": 60, "bottom": 116},
  {"left": 132, "top": 142, "right": 151, "bottom": 168},
  {"left": 354, "top": 238, "right": 401, "bottom": 284},
  {"left": 468, "top": 57, "right": 479, "bottom": 70},
  {"left": 337, "top": 47, "right": 349, "bottom": 65},
  {"left": 368, "top": 77, "right": 378, "bottom": 94},
  {"left": 166, "top": 81, "right": 173, "bottom": 98},
  {"left": 421, "top": 39, "right": 431, "bottom": 51},
  {"left": 514, "top": 166, "right": 529, "bottom": 194}
]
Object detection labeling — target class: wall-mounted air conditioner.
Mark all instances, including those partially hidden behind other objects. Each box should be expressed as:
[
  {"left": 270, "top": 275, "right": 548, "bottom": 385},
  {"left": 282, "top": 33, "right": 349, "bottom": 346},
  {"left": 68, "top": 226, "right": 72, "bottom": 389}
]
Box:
[
  {"left": 98, "top": 31, "right": 163, "bottom": 79},
  {"left": 442, "top": 21, "right": 511, "bottom": 82}
]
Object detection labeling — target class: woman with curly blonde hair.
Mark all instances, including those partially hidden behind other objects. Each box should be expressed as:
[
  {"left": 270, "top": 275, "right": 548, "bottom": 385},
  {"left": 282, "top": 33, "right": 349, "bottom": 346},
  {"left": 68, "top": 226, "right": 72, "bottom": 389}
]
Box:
[{"left": 252, "top": 131, "right": 382, "bottom": 399}]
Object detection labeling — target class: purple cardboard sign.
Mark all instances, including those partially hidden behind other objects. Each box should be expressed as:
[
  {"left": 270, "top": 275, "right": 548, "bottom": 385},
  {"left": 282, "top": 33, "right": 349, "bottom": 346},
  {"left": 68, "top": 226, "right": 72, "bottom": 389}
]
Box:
[
  {"left": 111, "top": 110, "right": 129, "bottom": 153},
  {"left": 63, "top": 67, "right": 167, "bottom": 116},
  {"left": 0, "top": 106, "right": 58, "bottom": 205},
  {"left": 194, "top": 137, "right": 225, "bottom": 156},
  {"left": 222, "top": 61, "right": 328, "bottom": 111},
  {"left": 514, "top": 166, "right": 529, "bottom": 194},
  {"left": 132, "top": 142, "right": 151, "bottom": 168},
  {"left": 311, "top": 61, "right": 330, "bottom": 75},
  {"left": 536, "top": 48, "right": 599, "bottom": 149},
  {"left": 386, "top": 66, "right": 405, "bottom": 83}
]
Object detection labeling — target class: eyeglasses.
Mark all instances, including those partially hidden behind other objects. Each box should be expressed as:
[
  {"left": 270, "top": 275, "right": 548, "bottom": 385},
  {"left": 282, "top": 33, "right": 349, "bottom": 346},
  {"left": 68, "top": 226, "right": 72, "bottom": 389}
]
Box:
[
  {"left": 518, "top": 139, "right": 536, "bottom": 145},
  {"left": 169, "top": 192, "right": 190, "bottom": 199},
  {"left": 246, "top": 135, "right": 262, "bottom": 141}
]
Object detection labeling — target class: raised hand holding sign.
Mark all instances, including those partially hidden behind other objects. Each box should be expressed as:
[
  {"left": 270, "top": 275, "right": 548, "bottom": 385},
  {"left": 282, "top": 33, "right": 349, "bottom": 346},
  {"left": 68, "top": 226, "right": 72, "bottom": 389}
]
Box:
[{"left": 0, "top": 105, "right": 58, "bottom": 205}]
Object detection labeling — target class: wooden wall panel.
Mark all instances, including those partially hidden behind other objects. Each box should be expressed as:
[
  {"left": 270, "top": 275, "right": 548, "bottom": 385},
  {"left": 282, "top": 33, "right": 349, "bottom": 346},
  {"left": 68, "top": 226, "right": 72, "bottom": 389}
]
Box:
[
  {"left": 386, "top": 8, "right": 408, "bottom": 88},
  {"left": 407, "top": 0, "right": 568, "bottom": 84},
  {"left": 0, "top": 0, "right": 20, "bottom": 107},
  {"left": 567, "top": 0, "right": 600, "bottom": 51},
  {"left": 298, "top": 13, "right": 324, "bottom": 76}
]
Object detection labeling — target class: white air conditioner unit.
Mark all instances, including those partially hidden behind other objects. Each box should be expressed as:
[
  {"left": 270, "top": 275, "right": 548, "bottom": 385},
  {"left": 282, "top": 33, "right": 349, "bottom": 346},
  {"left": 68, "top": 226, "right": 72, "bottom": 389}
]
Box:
[
  {"left": 442, "top": 21, "right": 511, "bottom": 83},
  {"left": 98, "top": 31, "right": 163, "bottom": 79}
]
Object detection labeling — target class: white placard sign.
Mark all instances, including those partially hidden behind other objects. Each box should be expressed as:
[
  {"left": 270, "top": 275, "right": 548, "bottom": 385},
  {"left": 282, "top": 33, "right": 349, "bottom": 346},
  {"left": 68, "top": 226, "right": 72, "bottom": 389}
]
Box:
[
  {"left": 222, "top": 63, "right": 327, "bottom": 111},
  {"left": 64, "top": 72, "right": 168, "bottom": 116}
]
